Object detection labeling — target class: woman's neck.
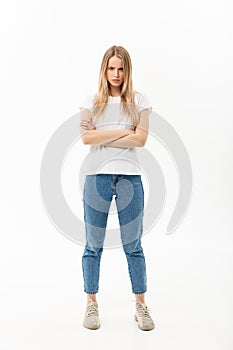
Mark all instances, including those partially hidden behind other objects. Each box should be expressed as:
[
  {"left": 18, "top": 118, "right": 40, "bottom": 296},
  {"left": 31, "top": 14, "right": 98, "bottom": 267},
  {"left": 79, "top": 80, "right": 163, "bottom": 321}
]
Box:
[{"left": 109, "top": 86, "right": 121, "bottom": 97}]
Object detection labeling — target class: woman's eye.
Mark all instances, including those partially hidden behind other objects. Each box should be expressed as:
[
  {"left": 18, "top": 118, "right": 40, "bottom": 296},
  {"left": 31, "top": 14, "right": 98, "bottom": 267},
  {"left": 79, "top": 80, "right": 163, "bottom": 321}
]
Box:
[{"left": 108, "top": 67, "right": 123, "bottom": 71}]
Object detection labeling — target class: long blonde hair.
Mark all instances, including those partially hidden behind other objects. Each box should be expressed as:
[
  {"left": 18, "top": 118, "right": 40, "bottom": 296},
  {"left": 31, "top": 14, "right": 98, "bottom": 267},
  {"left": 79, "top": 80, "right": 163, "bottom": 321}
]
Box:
[{"left": 91, "top": 45, "right": 140, "bottom": 126}]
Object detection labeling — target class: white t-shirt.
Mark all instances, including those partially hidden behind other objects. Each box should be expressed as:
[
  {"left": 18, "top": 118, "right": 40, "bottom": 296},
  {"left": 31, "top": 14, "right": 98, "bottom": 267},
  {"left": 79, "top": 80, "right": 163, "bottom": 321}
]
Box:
[{"left": 79, "top": 91, "right": 152, "bottom": 175}]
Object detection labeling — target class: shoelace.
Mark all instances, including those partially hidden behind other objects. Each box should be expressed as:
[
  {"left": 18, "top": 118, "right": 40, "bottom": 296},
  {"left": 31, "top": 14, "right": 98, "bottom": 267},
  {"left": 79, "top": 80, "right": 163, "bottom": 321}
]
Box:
[
  {"left": 136, "top": 304, "right": 151, "bottom": 318},
  {"left": 86, "top": 303, "right": 99, "bottom": 317}
]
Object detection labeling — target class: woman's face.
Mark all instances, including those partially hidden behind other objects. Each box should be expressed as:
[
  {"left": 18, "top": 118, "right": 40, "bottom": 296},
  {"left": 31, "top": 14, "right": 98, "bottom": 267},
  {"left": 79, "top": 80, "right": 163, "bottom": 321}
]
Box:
[{"left": 106, "top": 55, "right": 124, "bottom": 88}]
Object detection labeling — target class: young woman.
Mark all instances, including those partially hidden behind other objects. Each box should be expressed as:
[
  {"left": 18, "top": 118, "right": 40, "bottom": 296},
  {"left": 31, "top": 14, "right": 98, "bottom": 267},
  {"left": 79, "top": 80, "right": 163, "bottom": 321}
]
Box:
[{"left": 79, "top": 45, "right": 155, "bottom": 331}]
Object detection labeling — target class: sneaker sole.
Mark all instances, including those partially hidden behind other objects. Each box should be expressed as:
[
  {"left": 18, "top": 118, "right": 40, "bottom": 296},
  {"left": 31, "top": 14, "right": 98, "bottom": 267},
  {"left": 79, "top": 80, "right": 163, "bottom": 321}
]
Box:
[{"left": 83, "top": 322, "right": 101, "bottom": 330}]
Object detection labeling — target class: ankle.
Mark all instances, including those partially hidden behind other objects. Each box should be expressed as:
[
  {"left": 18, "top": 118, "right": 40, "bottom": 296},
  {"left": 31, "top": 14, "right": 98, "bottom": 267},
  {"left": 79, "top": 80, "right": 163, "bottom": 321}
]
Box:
[
  {"left": 135, "top": 293, "right": 145, "bottom": 304},
  {"left": 87, "top": 294, "right": 97, "bottom": 305}
]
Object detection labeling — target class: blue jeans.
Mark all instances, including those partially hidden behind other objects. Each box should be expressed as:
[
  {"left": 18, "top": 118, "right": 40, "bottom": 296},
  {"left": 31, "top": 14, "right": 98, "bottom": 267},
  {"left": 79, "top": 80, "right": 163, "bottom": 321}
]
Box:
[{"left": 82, "top": 174, "right": 147, "bottom": 294}]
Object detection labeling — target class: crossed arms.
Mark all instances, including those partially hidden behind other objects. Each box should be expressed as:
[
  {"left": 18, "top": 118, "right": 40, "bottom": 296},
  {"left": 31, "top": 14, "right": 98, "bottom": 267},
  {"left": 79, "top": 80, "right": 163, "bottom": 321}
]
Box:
[{"left": 79, "top": 108, "right": 149, "bottom": 148}]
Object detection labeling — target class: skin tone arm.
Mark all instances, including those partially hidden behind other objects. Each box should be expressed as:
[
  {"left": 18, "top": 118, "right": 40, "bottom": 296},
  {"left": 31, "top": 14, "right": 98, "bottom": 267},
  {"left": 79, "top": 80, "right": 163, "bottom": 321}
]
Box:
[
  {"left": 104, "top": 109, "right": 149, "bottom": 148},
  {"left": 80, "top": 108, "right": 149, "bottom": 148},
  {"left": 79, "top": 108, "right": 134, "bottom": 145}
]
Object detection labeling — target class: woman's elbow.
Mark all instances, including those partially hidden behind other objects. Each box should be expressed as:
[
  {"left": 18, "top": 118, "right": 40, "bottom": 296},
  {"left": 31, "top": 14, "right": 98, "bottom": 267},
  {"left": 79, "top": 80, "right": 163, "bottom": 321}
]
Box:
[
  {"left": 139, "top": 137, "right": 148, "bottom": 147},
  {"left": 81, "top": 134, "right": 90, "bottom": 145},
  {"left": 134, "top": 131, "right": 148, "bottom": 147}
]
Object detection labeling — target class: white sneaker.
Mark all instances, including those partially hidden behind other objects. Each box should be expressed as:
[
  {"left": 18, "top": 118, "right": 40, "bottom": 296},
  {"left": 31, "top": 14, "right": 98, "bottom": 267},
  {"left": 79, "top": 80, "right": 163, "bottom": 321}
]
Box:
[
  {"left": 134, "top": 303, "right": 155, "bottom": 331},
  {"left": 83, "top": 301, "right": 100, "bottom": 330}
]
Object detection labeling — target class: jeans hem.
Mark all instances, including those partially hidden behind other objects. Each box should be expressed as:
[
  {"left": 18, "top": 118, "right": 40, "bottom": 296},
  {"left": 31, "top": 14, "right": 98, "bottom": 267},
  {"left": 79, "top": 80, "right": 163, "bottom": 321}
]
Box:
[
  {"left": 133, "top": 290, "right": 147, "bottom": 294},
  {"left": 84, "top": 290, "right": 98, "bottom": 294}
]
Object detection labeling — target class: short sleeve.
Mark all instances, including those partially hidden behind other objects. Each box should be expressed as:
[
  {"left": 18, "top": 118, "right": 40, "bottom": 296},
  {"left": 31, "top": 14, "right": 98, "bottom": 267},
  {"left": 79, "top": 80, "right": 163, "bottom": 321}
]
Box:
[
  {"left": 79, "top": 93, "right": 96, "bottom": 111},
  {"left": 135, "top": 92, "right": 152, "bottom": 114}
]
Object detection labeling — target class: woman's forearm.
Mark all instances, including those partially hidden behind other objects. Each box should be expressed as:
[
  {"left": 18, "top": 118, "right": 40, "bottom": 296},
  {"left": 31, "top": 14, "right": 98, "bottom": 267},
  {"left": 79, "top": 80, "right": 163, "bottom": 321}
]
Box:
[
  {"left": 81, "top": 129, "right": 132, "bottom": 145},
  {"left": 105, "top": 134, "right": 146, "bottom": 148}
]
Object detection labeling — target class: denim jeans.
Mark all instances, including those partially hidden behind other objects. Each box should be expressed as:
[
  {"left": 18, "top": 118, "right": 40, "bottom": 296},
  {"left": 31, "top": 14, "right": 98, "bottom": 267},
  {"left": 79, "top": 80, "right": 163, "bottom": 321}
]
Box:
[{"left": 82, "top": 174, "right": 147, "bottom": 294}]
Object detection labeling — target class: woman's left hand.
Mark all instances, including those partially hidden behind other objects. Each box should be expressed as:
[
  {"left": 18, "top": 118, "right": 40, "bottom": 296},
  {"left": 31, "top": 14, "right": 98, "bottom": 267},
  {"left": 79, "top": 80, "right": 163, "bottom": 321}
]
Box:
[{"left": 80, "top": 119, "right": 96, "bottom": 130}]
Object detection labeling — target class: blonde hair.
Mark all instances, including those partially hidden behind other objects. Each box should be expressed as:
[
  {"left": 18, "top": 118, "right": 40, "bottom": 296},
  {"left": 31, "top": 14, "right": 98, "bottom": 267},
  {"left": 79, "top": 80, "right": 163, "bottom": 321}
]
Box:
[{"left": 91, "top": 45, "right": 140, "bottom": 126}]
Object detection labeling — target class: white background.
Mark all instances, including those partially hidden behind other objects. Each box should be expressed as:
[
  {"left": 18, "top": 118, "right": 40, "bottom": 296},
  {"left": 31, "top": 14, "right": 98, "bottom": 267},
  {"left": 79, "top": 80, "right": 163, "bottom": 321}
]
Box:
[{"left": 1, "top": 0, "right": 233, "bottom": 349}]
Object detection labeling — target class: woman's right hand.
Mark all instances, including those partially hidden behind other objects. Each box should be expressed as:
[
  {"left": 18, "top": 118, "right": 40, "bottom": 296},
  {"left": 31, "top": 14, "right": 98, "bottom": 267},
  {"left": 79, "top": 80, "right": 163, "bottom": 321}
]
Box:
[{"left": 125, "top": 128, "right": 135, "bottom": 135}]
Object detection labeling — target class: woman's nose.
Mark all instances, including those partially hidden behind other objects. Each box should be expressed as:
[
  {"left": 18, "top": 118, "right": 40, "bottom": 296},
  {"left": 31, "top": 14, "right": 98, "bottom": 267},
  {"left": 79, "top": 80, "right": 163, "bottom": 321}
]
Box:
[{"left": 113, "top": 69, "right": 119, "bottom": 77}]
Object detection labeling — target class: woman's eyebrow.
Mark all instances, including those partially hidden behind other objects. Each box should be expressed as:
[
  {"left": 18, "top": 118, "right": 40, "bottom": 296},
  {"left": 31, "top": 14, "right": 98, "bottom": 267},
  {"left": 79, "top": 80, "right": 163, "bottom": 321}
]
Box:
[{"left": 108, "top": 65, "right": 123, "bottom": 68}]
